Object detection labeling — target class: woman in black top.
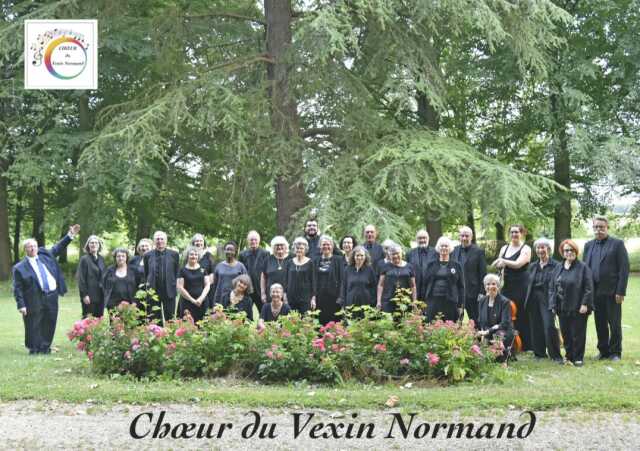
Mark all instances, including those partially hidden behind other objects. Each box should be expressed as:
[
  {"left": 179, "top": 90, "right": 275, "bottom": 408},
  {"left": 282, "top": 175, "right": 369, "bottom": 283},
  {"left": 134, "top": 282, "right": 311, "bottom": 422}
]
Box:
[
  {"left": 190, "top": 233, "right": 216, "bottom": 274},
  {"left": 423, "top": 237, "right": 465, "bottom": 322},
  {"left": 313, "top": 235, "right": 345, "bottom": 325},
  {"left": 261, "top": 236, "right": 290, "bottom": 304},
  {"left": 342, "top": 246, "right": 377, "bottom": 309},
  {"left": 259, "top": 283, "right": 291, "bottom": 326},
  {"left": 377, "top": 243, "right": 416, "bottom": 314},
  {"left": 549, "top": 239, "right": 594, "bottom": 366},
  {"left": 477, "top": 274, "right": 514, "bottom": 362},
  {"left": 177, "top": 246, "right": 211, "bottom": 323},
  {"left": 221, "top": 274, "right": 254, "bottom": 321},
  {"left": 286, "top": 237, "right": 316, "bottom": 314},
  {"left": 492, "top": 224, "right": 532, "bottom": 350},
  {"left": 102, "top": 248, "right": 138, "bottom": 314},
  {"left": 340, "top": 235, "right": 357, "bottom": 267},
  {"left": 129, "top": 238, "right": 152, "bottom": 289},
  {"left": 78, "top": 235, "right": 106, "bottom": 318}
]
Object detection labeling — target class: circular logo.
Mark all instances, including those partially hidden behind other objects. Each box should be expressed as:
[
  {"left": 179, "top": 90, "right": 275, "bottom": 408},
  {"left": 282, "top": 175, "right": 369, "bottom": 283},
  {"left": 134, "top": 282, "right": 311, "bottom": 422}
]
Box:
[{"left": 44, "top": 36, "right": 87, "bottom": 80}]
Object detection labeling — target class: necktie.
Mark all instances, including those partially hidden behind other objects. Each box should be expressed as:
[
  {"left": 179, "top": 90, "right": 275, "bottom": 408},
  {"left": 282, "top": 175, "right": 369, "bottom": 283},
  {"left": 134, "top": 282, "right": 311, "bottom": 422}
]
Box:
[{"left": 35, "top": 257, "right": 51, "bottom": 292}]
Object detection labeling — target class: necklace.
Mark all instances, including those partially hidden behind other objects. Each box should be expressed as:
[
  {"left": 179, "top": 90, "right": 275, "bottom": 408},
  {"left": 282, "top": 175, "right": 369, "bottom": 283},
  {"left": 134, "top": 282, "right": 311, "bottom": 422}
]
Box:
[{"left": 275, "top": 256, "right": 285, "bottom": 270}]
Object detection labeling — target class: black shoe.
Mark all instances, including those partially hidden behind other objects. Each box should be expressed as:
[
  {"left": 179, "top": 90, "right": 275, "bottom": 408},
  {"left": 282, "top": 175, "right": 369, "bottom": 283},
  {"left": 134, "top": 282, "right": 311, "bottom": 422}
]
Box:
[
  {"left": 609, "top": 355, "right": 621, "bottom": 362},
  {"left": 597, "top": 353, "right": 609, "bottom": 360},
  {"left": 553, "top": 358, "right": 564, "bottom": 364},
  {"left": 573, "top": 360, "right": 584, "bottom": 367},
  {"left": 28, "top": 349, "right": 38, "bottom": 355}
]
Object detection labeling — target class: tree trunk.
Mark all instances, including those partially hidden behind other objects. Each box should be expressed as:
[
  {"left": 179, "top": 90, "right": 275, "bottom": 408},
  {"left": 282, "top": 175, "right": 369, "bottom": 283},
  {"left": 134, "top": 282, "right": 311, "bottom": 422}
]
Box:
[
  {"left": 32, "top": 185, "right": 45, "bottom": 247},
  {"left": 425, "top": 208, "right": 442, "bottom": 245},
  {"left": 135, "top": 202, "right": 154, "bottom": 244},
  {"left": 57, "top": 225, "right": 69, "bottom": 263},
  {"left": 265, "top": 0, "right": 307, "bottom": 234},
  {"left": 467, "top": 207, "right": 476, "bottom": 244},
  {"left": 0, "top": 161, "right": 11, "bottom": 280},
  {"left": 551, "top": 93, "right": 571, "bottom": 259},
  {"left": 13, "top": 188, "right": 23, "bottom": 263},
  {"left": 495, "top": 222, "right": 505, "bottom": 259}
]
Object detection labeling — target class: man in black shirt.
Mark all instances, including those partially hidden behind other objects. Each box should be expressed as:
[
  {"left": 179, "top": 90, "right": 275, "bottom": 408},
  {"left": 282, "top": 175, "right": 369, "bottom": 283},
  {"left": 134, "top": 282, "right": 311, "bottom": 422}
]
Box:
[
  {"left": 143, "top": 231, "right": 180, "bottom": 323},
  {"left": 239, "top": 230, "right": 268, "bottom": 312},
  {"left": 362, "top": 224, "right": 385, "bottom": 272},
  {"left": 407, "top": 229, "right": 438, "bottom": 300},
  {"left": 451, "top": 226, "right": 486, "bottom": 324}
]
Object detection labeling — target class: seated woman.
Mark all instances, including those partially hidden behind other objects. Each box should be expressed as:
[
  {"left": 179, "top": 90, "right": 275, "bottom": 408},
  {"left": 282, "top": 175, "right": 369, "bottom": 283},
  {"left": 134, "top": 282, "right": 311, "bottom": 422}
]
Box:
[
  {"left": 259, "top": 284, "right": 291, "bottom": 327},
  {"left": 477, "top": 274, "right": 515, "bottom": 362},
  {"left": 422, "top": 236, "right": 465, "bottom": 322},
  {"left": 102, "top": 248, "right": 138, "bottom": 316},
  {"left": 177, "top": 246, "right": 211, "bottom": 323},
  {"left": 221, "top": 274, "right": 254, "bottom": 321}
]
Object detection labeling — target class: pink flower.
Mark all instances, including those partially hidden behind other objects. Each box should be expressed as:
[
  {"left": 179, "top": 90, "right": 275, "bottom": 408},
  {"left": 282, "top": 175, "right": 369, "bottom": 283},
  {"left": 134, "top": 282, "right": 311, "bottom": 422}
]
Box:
[
  {"left": 281, "top": 330, "right": 291, "bottom": 338},
  {"left": 85, "top": 335, "right": 92, "bottom": 342},
  {"left": 320, "top": 321, "right": 336, "bottom": 333},
  {"left": 265, "top": 350, "right": 275, "bottom": 359},
  {"left": 271, "top": 344, "right": 279, "bottom": 351},
  {"left": 374, "top": 343, "right": 387, "bottom": 353},
  {"left": 175, "top": 327, "right": 187, "bottom": 337},
  {"left": 331, "top": 344, "right": 340, "bottom": 352},
  {"left": 76, "top": 341, "right": 86, "bottom": 351},
  {"left": 124, "top": 351, "right": 132, "bottom": 360},
  {"left": 400, "top": 358, "right": 410, "bottom": 365},
  {"left": 132, "top": 344, "right": 141, "bottom": 352},
  {"left": 167, "top": 342, "right": 176, "bottom": 351},
  {"left": 471, "top": 344, "right": 482, "bottom": 356},
  {"left": 324, "top": 332, "right": 335, "bottom": 341},
  {"left": 312, "top": 338, "right": 326, "bottom": 351},
  {"left": 427, "top": 352, "right": 440, "bottom": 367},
  {"left": 87, "top": 351, "right": 94, "bottom": 360}
]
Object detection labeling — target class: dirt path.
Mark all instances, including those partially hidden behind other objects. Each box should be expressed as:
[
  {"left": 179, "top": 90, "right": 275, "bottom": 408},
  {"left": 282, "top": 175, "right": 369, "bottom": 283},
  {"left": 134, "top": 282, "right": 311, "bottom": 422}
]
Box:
[{"left": 0, "top": 401, "right": 637, "bottom": 450}]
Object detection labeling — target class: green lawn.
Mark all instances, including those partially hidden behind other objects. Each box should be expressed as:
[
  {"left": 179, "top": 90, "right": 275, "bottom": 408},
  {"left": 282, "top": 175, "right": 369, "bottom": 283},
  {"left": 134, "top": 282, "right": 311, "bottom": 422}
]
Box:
[{"left": 0, "top": 278, "right": 638, "bottom": 412}]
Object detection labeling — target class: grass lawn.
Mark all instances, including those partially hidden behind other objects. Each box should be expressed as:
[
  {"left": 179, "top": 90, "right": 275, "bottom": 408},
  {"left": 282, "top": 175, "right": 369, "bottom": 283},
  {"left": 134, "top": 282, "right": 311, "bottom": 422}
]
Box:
[{"left": 0, "top": 277, "right": 638, "bottom": 412}]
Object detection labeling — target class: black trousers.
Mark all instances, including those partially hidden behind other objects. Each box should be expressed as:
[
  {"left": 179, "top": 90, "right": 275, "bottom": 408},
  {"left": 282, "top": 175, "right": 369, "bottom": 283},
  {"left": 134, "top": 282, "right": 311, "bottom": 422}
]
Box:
[
  {"left": 594, "top": 293, "right": 622, "bottom": 358},
  {"left": 425, "top": 296, "right": 457, "bottom": 323},
  {"left": 147, "top": 284, "right": 175, "bottom": 323},
  {"left": 559, "top": 314, "right": 588, "bottom": 363},
  {"left": 249, "top": 291, "right": 263, "bottom": 314},
  {"left": 464, "top": 296, "right": 479, "bottom": 325},
  {"left": 81, "top": 299, "right": 104, "bottom": 319},
  {"left": 23, "top": 292, "right": 58, "bottom": 353},
  {"left": 527, "top": 296, "right": 562, "bottom": 360}
]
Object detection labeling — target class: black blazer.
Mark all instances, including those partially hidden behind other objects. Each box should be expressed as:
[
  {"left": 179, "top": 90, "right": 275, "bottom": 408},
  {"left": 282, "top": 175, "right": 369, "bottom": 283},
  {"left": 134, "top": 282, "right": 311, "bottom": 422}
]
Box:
[
  {"left": 583, "top": 237, "right": 630, "bottom": 297},
  {"left": 221, "top": 292, "right": 254, "bottom": 321},
  {"left": 450, "top": 244, "right": 487, "bottom": 301},
  {"left": 548, "top": 260, "right": 594, "bottom": 315},
  {"left": 477, "top": 293, "right": 513, "bottom": 332},
  {"left": 77, "top": 254, "right": 106, "bottom": 305},
  {"left": 143, "top": 249, "right": 180, "bottom": 299},
  {"left": 523, "top": 258, "right": 559, "bottom": 310},
  {"left": 421, "top": 259, "right": 466, "bottom": 308},
  {"left": 101, "top": 266, "right": 138, "bottom": 308},
  {"left": 128, "top": 255, "right": 146, "bottom": 288}
]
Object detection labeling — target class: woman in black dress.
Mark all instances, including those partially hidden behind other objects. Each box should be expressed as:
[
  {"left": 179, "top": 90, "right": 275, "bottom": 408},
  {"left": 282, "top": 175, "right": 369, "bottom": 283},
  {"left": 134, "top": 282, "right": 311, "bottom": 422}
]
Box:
[
  {"left": 259, "top": 283, "right": 291, "bottom": 327},
  {"left": 492, "top": 224, "right": 532, "bottom": 350},
  {"left": 286, "top": 237, "right": 316, "bottom": 314},
  {"left": 129, "top": 238, "right": 152, "bottom": 289},
  {"left": 477, "top": 274, "right": 515, "bottom": 362},
  {"left": 342, "top": 246, "right": 377, "bottom": 310},
  {"left": 423, "top": 237, "right": 465, "bottom": 322},
  {"left": 190, "top": 233, "right": 216, "bottom": 274},
  {"left": 340, "top": 235, "right": 357, "bottom": 267},
  {"left": 313, "top": 235, "right": 345, "bottom": 325},
  {"left": 102, "top": 248, "right": 138, "bottom": 316},
  {"left": 377, "top": 243, "right": 416, "bottom": 314},
  {"left": 177, "top": 246, "right": 211, "bottom": 323},
  {"left": 211, "top": 241, "right": 247, "bottom": 308},
  {"left": 261, "top": 236, "right": 290, "bottom": 304},
  {"left": 549, "top": 239, "right": 594, "bottom": 366},
  {"left": 78, "top": 235, "right": 106, "bottom": 318},
  {"left": 221, "top": 274, "right": 254, "bottom": 321}
]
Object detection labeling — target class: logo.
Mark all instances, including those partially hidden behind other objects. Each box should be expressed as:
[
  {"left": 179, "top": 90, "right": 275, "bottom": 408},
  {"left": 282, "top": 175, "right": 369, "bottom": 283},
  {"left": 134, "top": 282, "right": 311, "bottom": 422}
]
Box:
[{"left": 25, "top": 20, "right": 98, "bottom": 89}]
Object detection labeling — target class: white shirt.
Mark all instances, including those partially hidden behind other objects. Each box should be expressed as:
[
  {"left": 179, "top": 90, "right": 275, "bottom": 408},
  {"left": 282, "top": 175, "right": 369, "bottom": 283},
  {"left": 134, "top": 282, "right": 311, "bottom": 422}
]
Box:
[{"left": 27, "top": 255, "right": 57, "bottom": 292}]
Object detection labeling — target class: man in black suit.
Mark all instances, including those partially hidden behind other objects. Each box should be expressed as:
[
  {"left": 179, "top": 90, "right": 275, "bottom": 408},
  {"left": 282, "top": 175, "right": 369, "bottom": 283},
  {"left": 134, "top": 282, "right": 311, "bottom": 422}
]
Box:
[
  {"left": 13, "top": 224, "right": 80, "bottom": 354},
  {"left": 407, "top": 229, "right": 438, "bottom": 301},
  {"left": 450, "top": 226, "right": 486, "bottom": 324},
  {"left": 143, "top": 230, "right": 180, "bottom": 323},
  {"left": 362, "top": 224, "right": 385, "bottom": 272},
  {"left": 239, "top": 230, "right": 268, "bottom": 312},
  {"left": 583, "top": 216, "right": 629, "bottom": 361}
]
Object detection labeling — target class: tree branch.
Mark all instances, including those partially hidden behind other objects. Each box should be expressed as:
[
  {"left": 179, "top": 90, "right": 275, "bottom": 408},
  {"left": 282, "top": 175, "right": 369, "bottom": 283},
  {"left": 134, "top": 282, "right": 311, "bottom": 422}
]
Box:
[
  {"left": 301, "top": 127, "right": 340, "bottom": 138},
  {"left": 184, "top": 12, "right": 266, "bottom": 26}
]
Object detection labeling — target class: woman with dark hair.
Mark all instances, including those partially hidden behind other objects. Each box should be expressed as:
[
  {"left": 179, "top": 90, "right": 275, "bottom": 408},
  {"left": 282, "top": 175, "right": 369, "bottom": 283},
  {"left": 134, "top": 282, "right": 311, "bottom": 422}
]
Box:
[
  {"left": 259, "top": 283, "right": 291, "bottom": 326},
  {"left": 340, "top": 235, "right": 357, "bottom": 266},
  {"left": 129, "top": 238, "right": 152, "bottom": 288},
  {"left": 102, "top": 248, "right": 138, "bottom": 315},
  {"left": 313, "top": 235, "right": 345, "bottom": 325},
  {"left": 376, "top": 243, "right": 416, "bottom": 314},
  {"left": 477, "top": 274, "right": 515, "bottom": 362},
  {"left": 211, "top": 241, "right": 247, "bottom": 308},
  {"left": 492, "top": 224, "right": 532, "bottom": 350},
  {"left": 261, "top": 236, "right": 290, "bottom": 304},
  {"left": 286, "top": 237, "right": 316, "bottom": 314},
  {"left": 78, "top": 235, "right": 106, "bottom": 318},
  {"left": 221, "top": 274, "right": 254, "bottom": 321},
  {"left": 341, "top": 246, "right": 377, "bottom": 309},
  {"left": 177, "top": 246, "right": 211, "bottom": 323},
  {"left": 423, "top": 237, "right": 465, "bottom": 322},
  {"left": 549, "top": 239, "right": 594, "bottom": 367}
]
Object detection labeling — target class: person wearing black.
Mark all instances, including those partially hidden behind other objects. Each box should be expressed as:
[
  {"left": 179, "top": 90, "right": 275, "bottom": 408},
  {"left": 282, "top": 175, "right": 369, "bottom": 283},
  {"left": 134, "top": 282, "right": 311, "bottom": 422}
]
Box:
[
  {"left": 363, "top": 224, "right": 385, "bottom": 272},
  {"left": 102, "top": 248, "right": 138, "bottom": 314},
  {"left": 143, "top": 231, "right": 180, "bottom": 323},
  {"left": 221, "top": 274, "right": 254, "bottom": 321},
  {"left": 492, "top": 224, "right": 532, "bottom": 351},
  {"left": 339, "top": 235, "right": 357, "bottom": 266},
  {"left": 211, "top": 241, "right": 247, "bottom": 308},
  {"left": 177, "top": 246, "right": 211, "bottom": 323},
  {"left": 477, "top": 274, "right": 515, "bottom": 362},
  {"left": 129, "top": 238, "right": 152, "bottom": 289},
  {"left": 304, "top": 219, "right": 322, "bottom": 259},
  {"left": 377, "top": 243, "right": 417, "bottom": 314},
  {"left": 239, "top": 230, "right": 269, "bottom": 312},
  {"left": 313, "top": 235, "right": 345, "bottom": 325},
  {"left": 423, "top": 237, "right": 465, "bottom": 322},
  {"left": 259, "top": 284, "right": 291, "bottom": 326},
  {"left": 407, "top": 229, "right": 438, "bottom": 301},
  {"left": 261, "top": 236, "right": 290, "bottom": 304},
  {"left": 549, "top": 239, "right": 594, "bottom": 367},
  {"left": 451, "top": 226, "right": 487, "bottom": 324},
  {"left": 77, "top": 235, "right": 106, "bottom": 318},
  {"left": 523, "top": 238, "right": 562, "bottom": 362},
  {"left": 342, "top": 246, "right": 377, "bottom": 310},
  {"left": 190, "top": 233, "right": 216, "bottom": 274},
  {"left": 286, "top": 237, "right": 316, "bottom": 314},
  {"left": 583, "top": 216, "right": 630, "bottom": 361}
]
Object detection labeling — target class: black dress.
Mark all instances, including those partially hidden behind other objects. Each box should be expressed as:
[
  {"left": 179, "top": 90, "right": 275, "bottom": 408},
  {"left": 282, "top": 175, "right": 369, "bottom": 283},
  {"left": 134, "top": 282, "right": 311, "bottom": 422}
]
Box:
[
  {"left": 380, "top": 263, "right": 415, "bottom": 314},
  {"left": 314, "top": 255, "right": 345, "bottom": 325},
  {"left": 342, "top": 265, "right": 377, "bottom": 308},
  {"left": 128, "top": 255, "right": 146, "bottom": 289},
  {"left": 260, "top": 302, "right": 291, "bottom": 322},
  {"left": 286, "top": 258, "right": 316, "bottom": 314},
  {"left": 177, "top": 266, "right": 208, "bottom": 323},
  {"left": 500, "top": 245, "right": 530, "bottom": 350},
  {"left": 102, "top": 266, "right": 138, "bottom": 311},
  {"left": 78, "top": 254, "right": 106, "bottom": 318},
  {"left": 262, "top": 255, "right": 290, "bottom": 301},
  {"left": 221, "top": 291, "right": 254, "bottom": 321}
]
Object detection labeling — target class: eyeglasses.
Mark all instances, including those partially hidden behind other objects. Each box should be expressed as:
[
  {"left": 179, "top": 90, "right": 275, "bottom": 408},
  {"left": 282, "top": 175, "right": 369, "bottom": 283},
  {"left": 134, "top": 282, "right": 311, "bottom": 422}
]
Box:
[{"left": 562, "top": 248, "right": 576, "bottom": 253}]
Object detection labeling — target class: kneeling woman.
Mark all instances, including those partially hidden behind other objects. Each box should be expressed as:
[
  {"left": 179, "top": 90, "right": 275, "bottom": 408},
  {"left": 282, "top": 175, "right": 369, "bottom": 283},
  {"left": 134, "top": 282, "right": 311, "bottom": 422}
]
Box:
[
  {"left": 177, "top": 246, "right": 211, "bottom": 323},
  {"left": 477, "top": 274, "right": 514, "bottom": 362},
  {"left": 221, "top": 274, "right": 254, "bottom": 321},
  {"left": 549, "top": 239, "right": 594, "bottom": 367},
  {"left": 102, "top": 248, "right": 138, "bottom": 315},
  {"left": 422, "top": 237, "right": 465, "bottom": 322},
  {"left": 259, "top": 284, "right": 291, "bottom": 327}
]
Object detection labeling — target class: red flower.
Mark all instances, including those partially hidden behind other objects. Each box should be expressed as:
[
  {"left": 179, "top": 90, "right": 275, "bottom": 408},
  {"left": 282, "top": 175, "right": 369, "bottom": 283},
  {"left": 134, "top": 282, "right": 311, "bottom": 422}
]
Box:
[
  {"left": 374, "top": 343, "right": 387, "bottom": 353},
  {"left": 312, "top": 338, "right": 326, "bottom": 351},
  {"left": 427, "top": 352, "right": 440, "bottom": 367},
  {"left": 175, "top": 327, "right": 187, "bottom": 337}
]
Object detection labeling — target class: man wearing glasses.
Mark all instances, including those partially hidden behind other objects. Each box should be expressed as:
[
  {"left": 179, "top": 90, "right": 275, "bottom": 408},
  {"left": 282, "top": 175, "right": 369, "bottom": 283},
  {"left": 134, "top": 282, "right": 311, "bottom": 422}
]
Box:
[{"left": 583, "top": 216, "right": 629, "bottom": 361}]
